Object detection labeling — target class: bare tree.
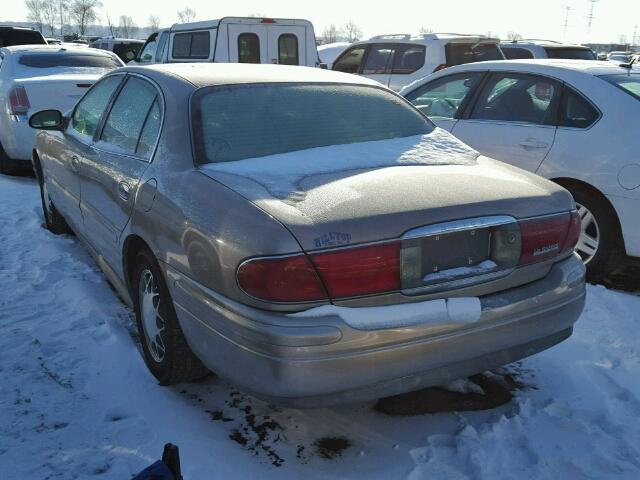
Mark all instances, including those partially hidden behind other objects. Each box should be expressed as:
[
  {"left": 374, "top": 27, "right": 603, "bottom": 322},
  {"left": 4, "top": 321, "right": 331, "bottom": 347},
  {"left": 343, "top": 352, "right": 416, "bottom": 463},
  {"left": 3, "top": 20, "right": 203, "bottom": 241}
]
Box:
[
  {"left": 119, "top": 15, "right": 138, "bottom": 38},
  {"left": 148, "top": 15, "right": 160, "bottom": 31},
  {"left": 105, "top": 14, "right": 117, "bottom": 36},
  {"left": 25, "top": 0, "right": 45, "bottom": 33},
  {"left": 55, "top": 0, "right": 70, "bottom": 37},
  {"left": 419, "top": 26, "right": 433, "bottom": 34},
  {"left": 247, "top": 13, "right": 267, "bottom": 18},
  {"left": 322, "top": 24, "right": 342, "bottom": 44},
  {"left": 177, "top": 7, "right": 196, "bottom": 23},
  {"left": 343, "top": 20, "right": 362, "bottom": 42},
  {"left": 70, "top": 0, "right": 102, "bottom": 36},
  {"left": 507, "top": 31, "right": 523, "bottom": 41},
  {"left": 41, "top": 1, "right": 58, "bottom": 36}
]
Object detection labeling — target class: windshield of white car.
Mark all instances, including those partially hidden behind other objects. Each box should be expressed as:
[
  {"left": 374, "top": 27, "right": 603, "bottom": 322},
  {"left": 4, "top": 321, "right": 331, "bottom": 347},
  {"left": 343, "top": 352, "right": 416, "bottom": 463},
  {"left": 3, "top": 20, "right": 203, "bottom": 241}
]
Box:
[
  {"left": 545, "top": 48, "right": 596, "bottom": 60},
  {"left": 191, "top": 83, "right": 434, "bottom": 164},
  {"left": 600, "top": 73, "right": 640, "bottom": 101},
  {"left": 18, "top": 53, "right": 121, "bottom": 69}
]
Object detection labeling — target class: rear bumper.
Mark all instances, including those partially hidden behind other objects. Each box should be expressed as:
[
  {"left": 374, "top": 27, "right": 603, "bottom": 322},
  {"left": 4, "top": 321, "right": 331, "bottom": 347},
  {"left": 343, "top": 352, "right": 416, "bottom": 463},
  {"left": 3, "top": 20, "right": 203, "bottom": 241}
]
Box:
[
  {"left": 166, "top": 254, "right": 586, "bottom": 407},
  {"left": 0, "top": 113, "right": 35, "bottom": 162},
  {"left": 607, "top": 194, "right": 640, "bottom": 258}
]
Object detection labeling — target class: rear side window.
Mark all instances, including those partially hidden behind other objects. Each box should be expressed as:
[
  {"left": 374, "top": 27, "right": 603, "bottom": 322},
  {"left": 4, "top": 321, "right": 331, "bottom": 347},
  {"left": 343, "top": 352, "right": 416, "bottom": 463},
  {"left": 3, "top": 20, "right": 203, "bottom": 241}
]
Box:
[
  {"left": 405, "top": 73, "right": 484, "bottom": 118},
  {"left": 136, "top": 99, "right": 162, "bottom": 158},
  {"left": 502, "top": 47, "right": 534, "bottom": 60},
  {"left": 238, "top": 33, "right": 260, "bottom": 63},
  {"left": 362, "top": 44, "right": 394, "bottom": 74},
  {"left": 558, "top": 87, "right": 598, "bottom": 128},
  {"left": 192, "top": 83, "right": 433, "bottom": 164},
  {"left": 392, "top": 45, "right": 426, "bottom": 74},
  {"left": 600, "top": 73, "right": 640, "bottom": 100},
  {"left": 471, "top": 73, "right": 559, "bottom": 125},
  {"left": 100, "top": 77, "right": 159, "bottom": 155},
  {"left": 18, "top": 54, "right": 121, "bottom": 69},
  {"left": 445, "top": 43, "right": 503, "bottom": 66},
  {"left": 332, "top": 46, "right": 366, "bottom": 73},
  {"left": 172, "top": 31, "right": 210, "bottom": 59},
  {"left": 278, "top": 34, "right": 298, "bottom": 65},
  {"left": 545, "top": 48, "right": 595, "bottom": 60},
  {"left": 72, "top": 75, "right": 123, "bottom": 137},
  {"left": 0, "top": 29, "right": 45, "bottom": 47}
]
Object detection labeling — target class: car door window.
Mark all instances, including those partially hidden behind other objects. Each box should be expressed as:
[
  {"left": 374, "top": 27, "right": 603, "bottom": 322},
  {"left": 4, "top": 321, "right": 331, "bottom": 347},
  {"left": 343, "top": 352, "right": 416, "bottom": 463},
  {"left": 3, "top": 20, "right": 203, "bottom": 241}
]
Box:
[
  {"left": 71, "top": 75, "right": 122, "bottom": 138},
  {"left": 238, "top": 33, "right": 260, "bottom": 63},
  {"left": 470, "top": 74, "right": 559, "bottom": 125},
  {"left": 392, "top": 45, "right": 426, "bottom": 74},
  {"left": 155, "top": 32, "right": 169, "bottom": 62},
  {"left": 362, "top": 44, "right": 394, "bottom": 74},
  {"left": 332, "top": 46, "right": 366, "bottom": 73},
  {"left": 99, "top": 76, "right": 158, "bottom": 156},
  {"left": 138, "top": 36, "right": 157, "bottom": 63},
  {"left": 558, "top": 87, "right": 599, "bottom": 128},
  {"left": 136, "top": 99, "right": 162, "bottom": 159},
  {"left": 502, "top": 47, "right": 534, "bottom": 60},
  {"left": 278, "top": 34, "right": 298, "bottom": 65},
  {"left": 405, "top": 73, "right": 484, "bottom": 118},
  {"left": 172, "top": 31, "right": 210, "bottom": 59}
]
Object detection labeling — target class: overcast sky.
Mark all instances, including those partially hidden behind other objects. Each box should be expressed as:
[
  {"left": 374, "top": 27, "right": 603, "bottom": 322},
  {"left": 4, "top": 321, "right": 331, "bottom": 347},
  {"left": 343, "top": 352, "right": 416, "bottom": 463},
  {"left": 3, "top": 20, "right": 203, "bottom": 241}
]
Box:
[{"left": 3, "top": 0, "right": 639, "bottom": 44}]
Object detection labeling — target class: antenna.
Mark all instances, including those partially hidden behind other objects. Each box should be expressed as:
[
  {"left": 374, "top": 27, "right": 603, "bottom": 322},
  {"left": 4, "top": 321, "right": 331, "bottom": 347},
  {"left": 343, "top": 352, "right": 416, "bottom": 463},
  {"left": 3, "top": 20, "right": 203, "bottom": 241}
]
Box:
[
  {"left": 587, "top": 0, "right": 598, "bottom": 35},
  {"left": 562, "top": 5, "right": 572, "bottom": 39}
]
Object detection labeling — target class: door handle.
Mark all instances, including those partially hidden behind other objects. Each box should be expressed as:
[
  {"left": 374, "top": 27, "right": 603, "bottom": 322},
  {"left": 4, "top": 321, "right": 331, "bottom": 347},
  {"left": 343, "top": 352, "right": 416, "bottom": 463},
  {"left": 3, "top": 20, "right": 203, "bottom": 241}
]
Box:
[
  {"left": 519, "top": 139, "right": 548, "bottom": 149},
  {"left": 70, "top": 156, "right": 80, "bottom": 173},
  {"left": 117, "top": 181, "right": 131, "bottom": 201}
]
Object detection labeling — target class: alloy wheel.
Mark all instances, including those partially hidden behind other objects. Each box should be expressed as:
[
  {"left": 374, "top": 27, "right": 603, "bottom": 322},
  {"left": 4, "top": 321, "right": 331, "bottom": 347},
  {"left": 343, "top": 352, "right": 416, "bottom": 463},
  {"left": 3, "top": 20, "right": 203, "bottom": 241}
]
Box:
[
  {"left": 575, "top": 202, "right": 600, "bottom": 264},
  {"left": 138, "top": 269, "right": 166, "bottom": 362}
]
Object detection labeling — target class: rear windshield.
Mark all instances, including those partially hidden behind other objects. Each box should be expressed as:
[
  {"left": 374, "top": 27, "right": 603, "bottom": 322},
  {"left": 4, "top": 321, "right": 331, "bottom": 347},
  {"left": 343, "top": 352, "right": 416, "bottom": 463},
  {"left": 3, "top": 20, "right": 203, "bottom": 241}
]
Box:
[
  {"left": 600, "top": 74, "right": 640, "bottom": 101},
  {"left": 18, "top": 53, "right": 121, "bottom": 69},
  {"left": 445, "top": 43, "right": 503, "bottom": 66},
  {"left": 0, "top": 29, "right": 46, "bottom": 47},
  {"left": 192, "top": 83, "right": 433, "bottom": 164},
  {"left": 545, "top": 48, "right": 596, "bottom": 60}
]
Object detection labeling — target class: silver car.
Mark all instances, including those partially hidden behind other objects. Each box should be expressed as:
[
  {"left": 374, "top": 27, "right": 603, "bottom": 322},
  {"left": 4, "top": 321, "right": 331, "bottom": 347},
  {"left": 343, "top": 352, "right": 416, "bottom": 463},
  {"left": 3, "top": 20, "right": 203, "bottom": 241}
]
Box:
[{"left": 29, "top": 64, "right": 585, "bottom": 407}]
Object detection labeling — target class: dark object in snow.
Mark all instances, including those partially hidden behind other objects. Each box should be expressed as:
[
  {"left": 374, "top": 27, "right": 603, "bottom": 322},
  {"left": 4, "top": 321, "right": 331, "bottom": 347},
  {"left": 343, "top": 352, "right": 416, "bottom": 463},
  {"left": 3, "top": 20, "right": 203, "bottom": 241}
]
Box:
[
  {"left": 314, "top": 436, "right": 352, "bottom": 459},
  {"left": 132, "top": 443, "right": 183, "bottom": 480},
  {"left": 375, "top": 374, "right": 513, "bottom": 416}
]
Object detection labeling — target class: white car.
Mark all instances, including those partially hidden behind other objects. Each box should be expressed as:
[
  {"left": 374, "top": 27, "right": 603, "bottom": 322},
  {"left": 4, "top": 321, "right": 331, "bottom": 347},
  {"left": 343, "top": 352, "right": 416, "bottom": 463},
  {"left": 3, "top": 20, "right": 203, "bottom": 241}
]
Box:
[
  {"left": 501, "top": 40, "right": 596, "bottom": 60},
  {"left": 317, "top": 41, "right": 350, "bottom": 69},
  {"left": 0, "top": 45, "right": 123, "bottom": 173},
  {"left": 332, "top": 33, "right": 504, "bottom": 92},
  {"left": 401, "top": 59, "right": 640, "bottom": 278}
]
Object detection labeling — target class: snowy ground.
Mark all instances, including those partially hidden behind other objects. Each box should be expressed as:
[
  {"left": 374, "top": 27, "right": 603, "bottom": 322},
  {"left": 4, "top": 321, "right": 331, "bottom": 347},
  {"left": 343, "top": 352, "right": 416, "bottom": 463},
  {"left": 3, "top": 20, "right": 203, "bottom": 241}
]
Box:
[{"left": 1, "top": 173, "right": 639, "bottom": 479}]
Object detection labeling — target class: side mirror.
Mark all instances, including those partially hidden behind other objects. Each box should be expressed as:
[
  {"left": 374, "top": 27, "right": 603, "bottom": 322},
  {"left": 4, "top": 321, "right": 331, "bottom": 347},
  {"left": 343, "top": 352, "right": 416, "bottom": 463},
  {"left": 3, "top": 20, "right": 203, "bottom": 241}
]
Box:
[
  {"left": 29, "top": 110, "right": 65, "bottom": 131},
  {"left": 319, "top": 63, "right": 328, "bottom": 70}
]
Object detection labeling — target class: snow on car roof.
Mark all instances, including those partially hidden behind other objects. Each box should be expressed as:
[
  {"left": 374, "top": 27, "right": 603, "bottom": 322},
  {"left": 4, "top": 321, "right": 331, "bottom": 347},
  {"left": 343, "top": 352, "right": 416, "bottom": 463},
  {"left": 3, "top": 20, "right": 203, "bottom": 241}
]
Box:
[
  {"left": 124, "top": 63, "right": 384, "bottom": 88},
  {"left": 2, "top": 44, "right": 116, "bottom": 56},
  {"left": 432, "top": 59, "right": 639, "bottom": 75}
]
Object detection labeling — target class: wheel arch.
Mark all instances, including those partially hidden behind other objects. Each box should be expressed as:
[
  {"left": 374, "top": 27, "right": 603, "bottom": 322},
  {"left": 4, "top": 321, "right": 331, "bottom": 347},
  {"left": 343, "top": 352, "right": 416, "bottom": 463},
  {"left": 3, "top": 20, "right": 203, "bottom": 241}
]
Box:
[
  {"left": 551, "top": 176, "right": 625, "bottom": 249},
  {"left": 122, "top": 234, "right": 155, "bottom": 298}
]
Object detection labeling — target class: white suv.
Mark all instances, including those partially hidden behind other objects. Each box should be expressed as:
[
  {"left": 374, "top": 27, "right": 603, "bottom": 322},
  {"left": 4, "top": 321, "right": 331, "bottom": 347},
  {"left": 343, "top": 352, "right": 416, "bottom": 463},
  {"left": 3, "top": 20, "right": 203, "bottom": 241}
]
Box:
[
  {"left": 501, "top": 40, "right": 596, "bottom": 60},
  {"left": 331, "top": 33, "right": 504, "bottom": 91}
]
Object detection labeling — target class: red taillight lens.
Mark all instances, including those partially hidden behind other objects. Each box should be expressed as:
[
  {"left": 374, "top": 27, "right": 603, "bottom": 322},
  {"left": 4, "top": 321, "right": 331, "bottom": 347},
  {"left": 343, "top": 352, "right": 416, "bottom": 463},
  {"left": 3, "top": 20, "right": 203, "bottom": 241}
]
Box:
[
  {"left": 310, "top": 243, "right": 400, "bottom": 298},
  {"left": 237, "top": 255, "right": 327, "bottom": 302},
  {"left": 519, "top": 213, "right": 571, "bottom": 265},
  {"left": 9, "top": 85, "right": 30, "bottom": 115},
  {"left": 562, "top": 211, "right": 581, "bottom": 253}
]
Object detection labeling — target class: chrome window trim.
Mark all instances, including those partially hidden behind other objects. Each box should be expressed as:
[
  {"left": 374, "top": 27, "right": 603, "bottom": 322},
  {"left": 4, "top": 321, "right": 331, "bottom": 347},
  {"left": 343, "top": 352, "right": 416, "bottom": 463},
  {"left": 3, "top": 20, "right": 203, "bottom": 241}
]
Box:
[{"left": 402, "top": 215, "right": 517, "bottom": 240}]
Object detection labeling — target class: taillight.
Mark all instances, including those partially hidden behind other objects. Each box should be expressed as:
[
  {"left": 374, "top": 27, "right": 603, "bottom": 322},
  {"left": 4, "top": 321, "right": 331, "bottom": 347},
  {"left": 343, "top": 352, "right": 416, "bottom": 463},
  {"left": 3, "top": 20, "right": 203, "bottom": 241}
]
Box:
[
  {"left": 237, "top": 254, "right": 327, "bottom": 302},
  {"left": 433, "top": 64, "right": 447, "bottom": 73},
  {"left": 310, "top": 242, "right": 401, "bottom": 299},
  {"left": 562, "top": 210, "right": 581, "bottom": 253},
  {"left": 518, "top": 213, "right": 572, "bottom": 265},
  {"left": 9, "top": 85, "right": 30, "bottom": 115}
]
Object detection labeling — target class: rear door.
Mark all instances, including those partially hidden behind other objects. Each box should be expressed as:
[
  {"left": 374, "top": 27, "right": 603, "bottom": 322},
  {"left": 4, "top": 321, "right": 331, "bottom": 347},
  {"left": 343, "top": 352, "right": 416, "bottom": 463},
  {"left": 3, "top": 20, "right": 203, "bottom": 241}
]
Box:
[
  {"left": 359, "top": 43, "right": 395, "bottom": 86},
  {"left": 404, "top": 71, "right": 486, "bottom": 132},
  {"left": 228, "top": 24, "right": 268, "bottom": 63},
  {"left": 267, "top": 26, "right": 307, "bottom": 65},
  {"left": 452, "top": 72, "right": 559, "bottom": 172},
  {"left": 78, "top": 75, "right": 162, "bottom": 269},
  {"left": 47, "top": 75, "right": 124, "bottom": 233}
]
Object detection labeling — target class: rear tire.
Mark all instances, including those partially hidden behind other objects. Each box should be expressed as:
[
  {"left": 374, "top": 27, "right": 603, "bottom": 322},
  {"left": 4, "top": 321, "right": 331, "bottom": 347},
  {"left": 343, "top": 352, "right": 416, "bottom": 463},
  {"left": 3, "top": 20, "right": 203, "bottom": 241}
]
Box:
[
  {"left": 132, "top": 248, "right": 209, "bottom": 385},
  {"left": 568, "top": 186, "right": 623, "bottom": 281},
  {"left": 36, "top": 168, "right": 70, "bottom": 235}
]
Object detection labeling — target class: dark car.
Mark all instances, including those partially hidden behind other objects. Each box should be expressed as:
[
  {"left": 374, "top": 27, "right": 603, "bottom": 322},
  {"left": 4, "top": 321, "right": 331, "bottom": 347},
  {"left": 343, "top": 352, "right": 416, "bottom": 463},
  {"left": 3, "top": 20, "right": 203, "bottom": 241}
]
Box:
[{"left": 0, "top": 26, "right": 46, "bottom": 47}]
